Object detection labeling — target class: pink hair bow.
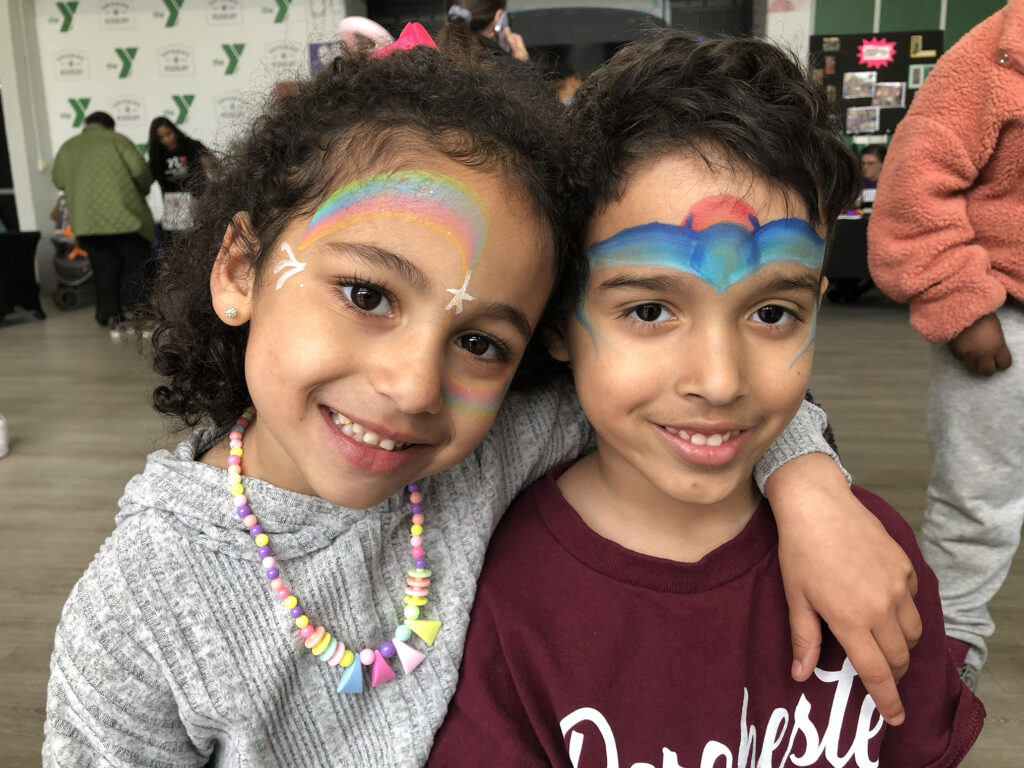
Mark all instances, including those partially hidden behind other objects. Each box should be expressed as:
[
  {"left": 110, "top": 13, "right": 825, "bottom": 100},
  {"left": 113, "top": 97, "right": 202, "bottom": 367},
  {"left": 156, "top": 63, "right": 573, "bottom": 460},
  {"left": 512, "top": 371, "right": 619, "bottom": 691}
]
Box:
[{"left": 371, "top": 22, "right": 438, "bottom": 58}]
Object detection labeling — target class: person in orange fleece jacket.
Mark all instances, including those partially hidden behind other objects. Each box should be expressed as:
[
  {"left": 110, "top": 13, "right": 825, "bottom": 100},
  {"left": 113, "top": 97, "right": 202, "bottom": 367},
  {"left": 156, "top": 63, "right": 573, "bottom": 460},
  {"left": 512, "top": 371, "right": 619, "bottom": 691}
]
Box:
[{"left": 868, "top": 0, "right": 1024, "bottom": 692}]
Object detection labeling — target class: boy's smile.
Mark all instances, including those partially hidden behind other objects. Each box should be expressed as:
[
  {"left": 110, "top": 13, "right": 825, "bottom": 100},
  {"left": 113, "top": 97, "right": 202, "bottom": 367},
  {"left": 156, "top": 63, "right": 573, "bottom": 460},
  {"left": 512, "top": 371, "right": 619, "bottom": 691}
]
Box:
[
  {"left": 209, "top": 157, "right": 553, "bottom": 509},
  {"left": 554, "top": 153, "right": 826, "bottom": 560}
]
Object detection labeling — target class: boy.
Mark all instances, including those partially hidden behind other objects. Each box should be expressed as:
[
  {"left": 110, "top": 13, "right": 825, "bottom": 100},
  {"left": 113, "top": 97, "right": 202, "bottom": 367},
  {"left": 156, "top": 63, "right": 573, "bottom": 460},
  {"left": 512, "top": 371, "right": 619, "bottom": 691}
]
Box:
[{"left": 428, "top": 32, "right": 984, "bottom": 767}]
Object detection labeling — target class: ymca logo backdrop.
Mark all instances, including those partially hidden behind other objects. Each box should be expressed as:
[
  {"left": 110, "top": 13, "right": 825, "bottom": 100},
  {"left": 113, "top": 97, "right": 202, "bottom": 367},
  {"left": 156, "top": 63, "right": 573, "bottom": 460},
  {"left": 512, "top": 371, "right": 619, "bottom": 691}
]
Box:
[{"left": 39, "top": 0, "right": 339, "bottom": 157}]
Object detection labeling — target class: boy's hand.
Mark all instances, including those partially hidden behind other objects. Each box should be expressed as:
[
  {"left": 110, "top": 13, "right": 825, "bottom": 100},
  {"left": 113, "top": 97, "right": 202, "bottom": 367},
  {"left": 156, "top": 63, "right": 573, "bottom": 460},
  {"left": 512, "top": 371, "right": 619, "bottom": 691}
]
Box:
[
  {"left": 947, "top": 312, "right": 1012, "bottom": 375},
  {"left": 765, "top": 453, "right": 921, "bottom": 726}
]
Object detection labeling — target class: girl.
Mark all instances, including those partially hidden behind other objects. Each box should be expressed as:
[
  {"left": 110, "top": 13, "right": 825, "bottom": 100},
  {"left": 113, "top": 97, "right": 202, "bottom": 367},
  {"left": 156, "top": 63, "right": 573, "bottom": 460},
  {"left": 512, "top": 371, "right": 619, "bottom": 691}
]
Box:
[
  {"left": 148, "top": 116, "right": 211, "bottom": 250},
  {"left": 45, "top": 32, "right": 917, "bottom": 767}
]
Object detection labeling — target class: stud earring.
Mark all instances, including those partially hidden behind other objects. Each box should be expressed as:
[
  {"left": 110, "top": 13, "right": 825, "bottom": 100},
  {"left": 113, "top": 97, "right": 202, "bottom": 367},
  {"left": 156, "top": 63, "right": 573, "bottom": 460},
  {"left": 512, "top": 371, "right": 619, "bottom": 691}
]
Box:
[{"left": 225, "top": 306, "right": 238, "bottom": 319}]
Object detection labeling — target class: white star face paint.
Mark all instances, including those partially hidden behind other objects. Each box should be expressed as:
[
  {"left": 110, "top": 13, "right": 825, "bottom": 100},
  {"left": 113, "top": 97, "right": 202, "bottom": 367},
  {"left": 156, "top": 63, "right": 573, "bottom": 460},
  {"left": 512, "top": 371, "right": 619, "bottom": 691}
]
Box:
[{"left": 274, "top": 242, "right": 307, "bottom": 290}]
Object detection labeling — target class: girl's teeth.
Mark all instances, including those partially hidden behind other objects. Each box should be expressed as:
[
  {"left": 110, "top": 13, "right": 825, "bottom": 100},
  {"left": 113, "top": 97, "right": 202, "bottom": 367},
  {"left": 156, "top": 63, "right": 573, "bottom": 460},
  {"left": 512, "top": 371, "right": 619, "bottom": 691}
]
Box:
[
  {"left": 664, "top": 426, "right": 736, "bottom": 446},
  {"left": 330, "top": 410, "right": 407, "bottom": 452}
]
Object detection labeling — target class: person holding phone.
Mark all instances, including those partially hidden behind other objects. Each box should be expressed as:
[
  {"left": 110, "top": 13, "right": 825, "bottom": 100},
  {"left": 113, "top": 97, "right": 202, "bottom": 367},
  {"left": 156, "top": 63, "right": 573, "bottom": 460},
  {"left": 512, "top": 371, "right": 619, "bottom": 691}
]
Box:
[{"left": 444, "top": 2, "right": 530, "bottom": 62}]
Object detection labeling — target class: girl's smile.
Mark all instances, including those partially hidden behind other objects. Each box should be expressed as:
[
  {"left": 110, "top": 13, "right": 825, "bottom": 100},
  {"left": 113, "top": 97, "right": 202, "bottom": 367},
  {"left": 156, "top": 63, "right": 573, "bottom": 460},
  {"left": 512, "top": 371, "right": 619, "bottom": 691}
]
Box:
[{"left": 208, "top": 158, "right": 554, "bottom": 509}]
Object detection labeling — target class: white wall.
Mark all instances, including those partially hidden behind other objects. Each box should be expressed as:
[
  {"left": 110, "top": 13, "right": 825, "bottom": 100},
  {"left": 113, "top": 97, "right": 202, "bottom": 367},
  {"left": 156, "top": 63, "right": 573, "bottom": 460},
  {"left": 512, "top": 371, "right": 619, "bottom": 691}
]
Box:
[{"left": 2, "top": 0, "right": 353, "bottom": 291}]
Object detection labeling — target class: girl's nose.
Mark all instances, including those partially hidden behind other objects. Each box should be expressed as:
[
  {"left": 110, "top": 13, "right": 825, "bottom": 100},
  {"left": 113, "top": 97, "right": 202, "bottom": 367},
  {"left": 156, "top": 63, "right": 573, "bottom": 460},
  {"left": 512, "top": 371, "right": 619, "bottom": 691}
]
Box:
[{"left": 369, "top": 334, "right": 445, "bottom": 415}]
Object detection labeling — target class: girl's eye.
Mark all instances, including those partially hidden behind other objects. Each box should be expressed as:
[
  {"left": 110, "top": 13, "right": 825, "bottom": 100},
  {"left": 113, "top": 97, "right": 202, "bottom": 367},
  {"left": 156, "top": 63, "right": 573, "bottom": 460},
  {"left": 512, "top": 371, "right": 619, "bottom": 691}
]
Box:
[
  {"left": 341, "top": 283, "right": 393, "bottom": 316},
  {"left": 456, "top": 333, "right": 508, "bottom": 362},
  {"left": 751, "top": 304, "right": 794, "bottom": 326},
  {"left": 628, "top": 303, "right": 671, "bottom": 323}
]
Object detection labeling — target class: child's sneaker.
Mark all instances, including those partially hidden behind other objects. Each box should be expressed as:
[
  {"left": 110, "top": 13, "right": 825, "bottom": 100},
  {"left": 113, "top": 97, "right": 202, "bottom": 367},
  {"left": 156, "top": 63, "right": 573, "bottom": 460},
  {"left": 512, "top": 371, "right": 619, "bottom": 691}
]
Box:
[{"left": 109, "top": 319, "right": 123, "bottom": 340}]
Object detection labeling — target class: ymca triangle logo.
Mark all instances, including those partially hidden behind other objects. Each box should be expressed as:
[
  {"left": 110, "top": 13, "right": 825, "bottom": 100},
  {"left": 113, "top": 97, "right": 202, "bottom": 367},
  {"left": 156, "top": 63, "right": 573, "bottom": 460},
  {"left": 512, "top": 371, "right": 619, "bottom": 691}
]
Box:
[
  {"left": 222, "top": 43, "right": 245, "bottom": 75},
  {"left": 274, "top": 0, "right": 292, "bottom": 23},
  {"left": 68, "top": 97, "right": 91, "bottom": 127},
  {"left": 162, "top": 0, "right": 184, "bottom": 27},
  {"left": 171, "top": 94, "right": 195, "bottom": 124},
  {"left": 57, "top": 1, "right": 78, "bottom": 32},
  {"left": 116, "top": 47, "right": 138, "bottom": 78}
]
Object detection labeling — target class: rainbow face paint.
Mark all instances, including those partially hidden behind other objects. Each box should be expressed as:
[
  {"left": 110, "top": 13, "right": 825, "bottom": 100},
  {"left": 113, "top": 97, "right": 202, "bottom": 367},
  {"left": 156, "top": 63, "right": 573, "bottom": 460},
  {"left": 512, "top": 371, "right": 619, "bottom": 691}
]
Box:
[
  {"left": 300, "top": 171, "right": 489, "bottom": 313},
  {"left": 442, "top": 371, "right": 511, "bottom": 420},
  {"left": 586, "top": 200, "right": 825, "bottom": 294}
]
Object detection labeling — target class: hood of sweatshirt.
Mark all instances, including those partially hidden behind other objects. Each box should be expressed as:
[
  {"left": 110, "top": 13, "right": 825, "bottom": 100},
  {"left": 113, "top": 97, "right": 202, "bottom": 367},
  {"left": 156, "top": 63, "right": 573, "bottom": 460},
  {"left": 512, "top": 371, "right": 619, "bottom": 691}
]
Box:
[{"left": 114, "top": 426, "right": 399, "bottom": 560}]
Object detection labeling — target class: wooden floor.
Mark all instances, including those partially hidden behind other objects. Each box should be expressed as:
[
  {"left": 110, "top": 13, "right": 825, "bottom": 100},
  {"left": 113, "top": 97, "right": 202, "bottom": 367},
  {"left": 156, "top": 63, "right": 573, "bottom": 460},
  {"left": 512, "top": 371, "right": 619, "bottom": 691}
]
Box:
[{"left": 1, "top": 290, "right": 1022, "bottom": 765}]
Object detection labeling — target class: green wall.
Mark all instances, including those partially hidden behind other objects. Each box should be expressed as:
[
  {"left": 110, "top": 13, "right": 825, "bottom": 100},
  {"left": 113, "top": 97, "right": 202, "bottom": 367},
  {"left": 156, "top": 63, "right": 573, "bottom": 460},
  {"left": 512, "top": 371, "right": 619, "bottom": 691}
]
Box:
[{"left": 814, "top": 0, "right": 1008, "bottom": 49}]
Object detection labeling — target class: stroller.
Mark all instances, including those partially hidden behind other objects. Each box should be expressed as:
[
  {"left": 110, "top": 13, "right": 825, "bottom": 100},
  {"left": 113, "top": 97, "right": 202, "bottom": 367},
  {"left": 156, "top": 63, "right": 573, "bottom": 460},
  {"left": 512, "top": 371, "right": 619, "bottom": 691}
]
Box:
[{"left": 50, "top": 193, "right": 94, "bottom": 310}]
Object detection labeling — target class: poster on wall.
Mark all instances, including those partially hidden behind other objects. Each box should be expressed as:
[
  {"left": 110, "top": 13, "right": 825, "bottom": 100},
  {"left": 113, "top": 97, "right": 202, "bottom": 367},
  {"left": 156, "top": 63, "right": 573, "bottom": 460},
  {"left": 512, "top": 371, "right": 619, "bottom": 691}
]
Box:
[
  {"left": 809, "top": 30, "right": 943, "bottom": 135},
  {"left": 36, "top": 0, "right": 342, "bottom": 157}
]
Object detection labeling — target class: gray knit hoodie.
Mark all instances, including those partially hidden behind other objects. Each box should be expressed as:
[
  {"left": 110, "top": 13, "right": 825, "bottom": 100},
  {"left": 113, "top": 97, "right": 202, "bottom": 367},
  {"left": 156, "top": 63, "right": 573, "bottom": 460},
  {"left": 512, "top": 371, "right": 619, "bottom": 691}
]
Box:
[{"left": 44, "top": 380, "right": 836, "bottom": 767}]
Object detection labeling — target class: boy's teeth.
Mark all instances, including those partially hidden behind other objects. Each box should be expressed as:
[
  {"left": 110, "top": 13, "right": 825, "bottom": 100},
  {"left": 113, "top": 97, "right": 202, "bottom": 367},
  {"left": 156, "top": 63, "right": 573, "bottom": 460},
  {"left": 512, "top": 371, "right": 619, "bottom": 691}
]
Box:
[
  {"left": 664, "top": 425, "right": 736, "bottom": 446},
  {"left": 329, "top": 410, "right": 408, "bottom": 451}
]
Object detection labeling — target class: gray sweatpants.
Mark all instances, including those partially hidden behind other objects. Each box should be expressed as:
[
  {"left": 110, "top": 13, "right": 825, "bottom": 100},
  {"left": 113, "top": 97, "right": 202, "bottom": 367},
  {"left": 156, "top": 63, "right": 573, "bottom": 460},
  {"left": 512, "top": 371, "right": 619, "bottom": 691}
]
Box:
[{"left": 921, "top": 302, "right": 1024, "bottom": 670}]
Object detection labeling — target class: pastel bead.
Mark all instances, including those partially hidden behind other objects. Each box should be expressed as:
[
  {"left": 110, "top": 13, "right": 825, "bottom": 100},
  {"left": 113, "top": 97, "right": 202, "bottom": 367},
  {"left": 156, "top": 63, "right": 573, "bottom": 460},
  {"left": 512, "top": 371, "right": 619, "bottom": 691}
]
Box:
[
  {"left": 230, "top": 483, "right": 244, "bottom": 496},
  {"left": 237, "top": 416, "right": 251, "bottom": 427},
  {"left": 410, "top": 524, "right": 423, "bottom": 536},
  {"left": 275, "top": 588, "right": 290, "bottom": 600},
  {"left": 257, "top": 546, "right": 272, "bottom": 559},
  {"left": 409, "top": 492, "right": 423, "bottom": 504},
  {"left": 262, "top": 556, "right": 275, "bottom": 569},
  {"left": 320, "top": 637, "right": 338, "bottom": 662},
  {"left": 340, "top": 649, "right": 355, "bottom": 667},
  {"left": 227, "top": 455, "right": 240, "bottom": 465},
  {"left": 254, "top": 534, "right": 269, "bottom": 547},
  {"left": 229, "top": 430, "right": 243, "bottom": 441},
  {"left": 407, "top": 577, "right": 430, "bottom": 587},
  {"left": 265, "top": 567, "right": 279, "bottom": 580},
  {"left": 404, "top": 605, "right": 420, "bottom": 620},
  {"left": 394, "top": 624, "right": 412, "bottom": 642},
  {"left": 405, "top": 586, "right": 429, "bottom": 597},
  {"left": 404, "top": 595, "right": 427, "bottom": 606},
  {"left": 360, "top": 648, "right": 375, "bottom": 666},
  {"left": 408, "top": 568, "right": 432, "bottom": 578},
  {"left": 407, "top": 482, "right": 420, "bottom": 493},
  {"left": 414, "top": 557, "right": 427, "bottom": 568},
  {"left": 229, "top": 447, "right": 243, "bottom": 457},
  {"left": 270, "top": 578, "right": 284, "bottom": 590},
  {"left": 249, "top": 525, "right": 263, "bottom": 536},
  {"left": 312, "top": 632, "right": 332, "bottom": 656},
  {"left": 410, "top": 505, "right": 423, "bottom": 516},
  {"left": 229, "top": 439, "right": 242, "bottom": 448},
  {"left": 289, "top": 606, "right": 303, "bottom": 618},
  {"left": 300, "top": 624, "right": 315, "bottom": 639},
  {"left": 295, "top": 615, "right": 309, "bottom": 628},
  {"left": 410, "top": 546, "right": 424, "bottom": 558},
  {"left": 236, "top": 505, "right": 250, "bottom": 517},
  {"left": 304, "top": 625, "right": 325, "bottom": 648},
  {"left": 327, "top": 641, "right": 346, "bottom": 666},
  {"left": 234, "top": 495, "right": 248, "bottom": 507},
  {"left": 283, "top": 596, "right": 297, "bottom": 609},
  {"left": 242, "top": 515, "right": 258, "bottom": 527},
  {"left": 410, "top": 536, "right": 422, "bottom": 547},
  {"left": 228, "top": 464, "right": 241, "bottom": 474},
  {"left": 379, "top": 641, "right": 396, "bottom": 658},
  {"left": 411, "top": 513, "right": 424, "bottom": 524}
]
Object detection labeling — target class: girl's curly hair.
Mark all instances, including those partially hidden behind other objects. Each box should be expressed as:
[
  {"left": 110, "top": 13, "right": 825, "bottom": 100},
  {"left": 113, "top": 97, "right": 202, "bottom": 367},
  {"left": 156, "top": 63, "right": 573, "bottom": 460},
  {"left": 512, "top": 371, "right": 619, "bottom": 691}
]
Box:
[{"left": 145, "top": 42, "right": 570, "bottom": 432}]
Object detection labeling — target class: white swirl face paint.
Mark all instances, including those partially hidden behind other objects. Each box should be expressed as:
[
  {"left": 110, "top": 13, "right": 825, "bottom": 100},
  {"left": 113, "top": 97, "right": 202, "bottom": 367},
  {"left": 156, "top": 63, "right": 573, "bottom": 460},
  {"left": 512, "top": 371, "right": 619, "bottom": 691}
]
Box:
[{"left": 274, "top": 242, "right": 307, "bottom": 290}]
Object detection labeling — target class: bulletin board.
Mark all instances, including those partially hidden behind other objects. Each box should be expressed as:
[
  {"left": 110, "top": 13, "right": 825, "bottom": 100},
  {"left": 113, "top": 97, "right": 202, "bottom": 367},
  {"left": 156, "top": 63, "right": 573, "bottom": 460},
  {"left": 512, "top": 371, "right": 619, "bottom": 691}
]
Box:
[{"left": 809, "top": 30, "right": 943, "bottom": 135}]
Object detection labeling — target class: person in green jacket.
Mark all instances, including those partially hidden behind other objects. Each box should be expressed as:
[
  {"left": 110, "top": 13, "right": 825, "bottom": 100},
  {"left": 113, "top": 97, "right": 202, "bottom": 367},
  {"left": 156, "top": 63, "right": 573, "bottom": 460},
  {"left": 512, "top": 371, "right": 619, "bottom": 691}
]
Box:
[{"left": 52, "top": 111, "right": 154, "bottom": 335}]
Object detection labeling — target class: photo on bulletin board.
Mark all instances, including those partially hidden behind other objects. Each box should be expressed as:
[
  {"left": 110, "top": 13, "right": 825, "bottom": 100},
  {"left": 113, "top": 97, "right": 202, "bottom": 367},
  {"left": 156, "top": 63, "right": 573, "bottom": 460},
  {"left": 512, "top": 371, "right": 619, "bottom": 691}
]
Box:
[
  {"left": 908, "top": 63, "right": 935, "bottom": 89},
  {"left": 825, "top": 55, "right": 837, "bottom": 74},
  {"left": 872, "top": 82, "right": 906, "bottom": 107},
  {"left": 812, "top": 67, "right": 824, "bottom": 84},
  {"left": 842, "top": 71, "right": 877, "bottom": 99},
  {"left": 826, "top": 84, "right": 838, "bottom": 102},
  {"left": 846, "top": 106, "right": 880, "bottom": 134},
  {"left": 822, "top": 36, "right": 841, "bottom": 52}
]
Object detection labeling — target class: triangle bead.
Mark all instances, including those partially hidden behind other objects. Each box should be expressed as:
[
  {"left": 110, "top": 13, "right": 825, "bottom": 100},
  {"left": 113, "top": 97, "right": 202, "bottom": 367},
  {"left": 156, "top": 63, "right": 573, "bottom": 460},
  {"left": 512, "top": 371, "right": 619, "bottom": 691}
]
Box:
[
  {"left": 405, "top": 619, "right": 441, "bottom": 646},
  {"left": 337, "top": 661, "right": 363, "bottom": 694},
  {"left": 370, "top": 650, "right": 397, "bottom": 687},
  {"left": 393, "top": 638, "right": 426, "bottom": 674}
]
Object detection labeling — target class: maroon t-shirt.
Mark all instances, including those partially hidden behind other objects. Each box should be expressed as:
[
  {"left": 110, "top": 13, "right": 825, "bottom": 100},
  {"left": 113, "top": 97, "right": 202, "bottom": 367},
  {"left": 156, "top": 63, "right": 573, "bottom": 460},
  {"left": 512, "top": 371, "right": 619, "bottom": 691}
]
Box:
[{"left": 429, "top": 467, "right": 984, "bottom": 768}]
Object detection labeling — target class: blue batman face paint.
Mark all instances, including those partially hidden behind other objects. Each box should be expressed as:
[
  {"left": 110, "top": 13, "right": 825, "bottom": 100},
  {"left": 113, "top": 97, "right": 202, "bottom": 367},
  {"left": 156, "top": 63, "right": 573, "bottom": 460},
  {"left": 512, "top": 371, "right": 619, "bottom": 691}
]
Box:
[{"left": 586, "top": 199, "right": 825, "bottom": 294}]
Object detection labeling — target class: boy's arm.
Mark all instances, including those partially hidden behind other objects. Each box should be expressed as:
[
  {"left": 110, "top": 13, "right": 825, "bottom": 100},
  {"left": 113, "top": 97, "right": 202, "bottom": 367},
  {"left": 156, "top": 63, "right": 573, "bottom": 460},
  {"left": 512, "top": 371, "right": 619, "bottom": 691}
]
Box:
[{"left": 757, "top": 399, "right": 921, "bottom": 727}]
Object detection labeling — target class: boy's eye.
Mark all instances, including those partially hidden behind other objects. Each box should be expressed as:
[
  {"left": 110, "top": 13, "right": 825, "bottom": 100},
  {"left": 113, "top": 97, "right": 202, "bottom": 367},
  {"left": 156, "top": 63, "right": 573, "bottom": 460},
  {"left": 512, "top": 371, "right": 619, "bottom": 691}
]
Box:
[
  {"left": 341, "top": 283, "right": 393, "bottom": 316},
  {"left": 751, "top": 304, "right": 792, "bottom": 325},
  {"left": 628, "top": 303, "right": 671, "bottom": 323}
]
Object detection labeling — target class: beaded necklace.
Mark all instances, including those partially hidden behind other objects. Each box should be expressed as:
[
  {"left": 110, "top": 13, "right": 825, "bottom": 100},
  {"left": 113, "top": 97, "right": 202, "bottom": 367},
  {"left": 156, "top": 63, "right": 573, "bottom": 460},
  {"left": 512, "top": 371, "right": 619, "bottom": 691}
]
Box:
[{"left": 227, "top": 409, "right": 441, "bottom": 693}]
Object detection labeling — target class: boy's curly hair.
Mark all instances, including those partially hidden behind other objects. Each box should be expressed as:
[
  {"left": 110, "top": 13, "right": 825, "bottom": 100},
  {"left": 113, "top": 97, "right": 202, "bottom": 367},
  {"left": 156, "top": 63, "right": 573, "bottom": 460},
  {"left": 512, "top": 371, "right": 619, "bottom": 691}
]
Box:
[
  {"left": 563, "top": 30, "right": 861, "bottom": 303},
  {"left": 146, "top": 43, "right": 570, "bottom": 431}
]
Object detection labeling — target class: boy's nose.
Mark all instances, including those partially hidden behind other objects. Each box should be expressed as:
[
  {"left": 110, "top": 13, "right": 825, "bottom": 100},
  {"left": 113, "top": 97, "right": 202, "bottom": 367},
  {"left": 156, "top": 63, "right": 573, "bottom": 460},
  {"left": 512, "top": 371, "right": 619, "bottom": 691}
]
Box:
[{"left": 675, "top": 327, "right": 745, "bottom": 406}]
